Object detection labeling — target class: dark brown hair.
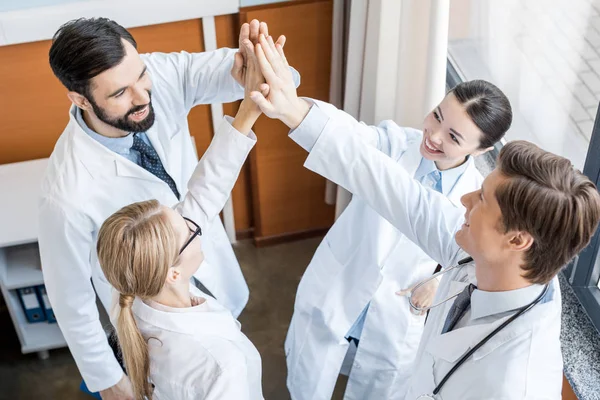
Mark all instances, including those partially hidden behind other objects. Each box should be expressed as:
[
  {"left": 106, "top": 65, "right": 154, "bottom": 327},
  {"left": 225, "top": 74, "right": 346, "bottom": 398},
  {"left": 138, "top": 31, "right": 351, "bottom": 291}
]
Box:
[
  {"left": 49, "top": 17, "right": 137, "bottom": 99},
  {"left": 450, "top": 79, "right": 512, "bottom": 149},
  {"left": 495, "top": 141, "right": 600, "bottom": 284}
]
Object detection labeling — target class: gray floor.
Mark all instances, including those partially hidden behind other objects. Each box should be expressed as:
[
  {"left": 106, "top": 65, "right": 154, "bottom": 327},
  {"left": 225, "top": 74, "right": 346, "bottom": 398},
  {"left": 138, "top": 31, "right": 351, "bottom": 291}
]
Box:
[{"left": 0, "top": 237, "right": 348, "bottom": 400}]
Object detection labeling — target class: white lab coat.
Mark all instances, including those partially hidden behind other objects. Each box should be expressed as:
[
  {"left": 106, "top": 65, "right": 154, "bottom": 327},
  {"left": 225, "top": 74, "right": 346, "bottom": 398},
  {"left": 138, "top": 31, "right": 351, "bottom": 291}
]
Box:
[
  {"left": 132, "top": 289, "right": 263, "bottom": 400},
  {"left": 289, "top": 104, "right": 563, "bottom": 399},
  {"left": 284, "top": 100, "right": 483, "bottom": 400},
  {"left": 110, "top": 118, "right": 262, "bottom": 400},
  {"left": 38, "top": 48, "right": 251, "bottom": 392}
]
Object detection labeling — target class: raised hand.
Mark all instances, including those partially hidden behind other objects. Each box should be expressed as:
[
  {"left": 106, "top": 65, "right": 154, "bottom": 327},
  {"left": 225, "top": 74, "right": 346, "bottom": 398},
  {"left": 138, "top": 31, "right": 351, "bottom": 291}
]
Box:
[
  {"left": 232, "top": 20, "right": 287, "bottom": 88},
  {"left": 250, "top": 34, "right": 310, "bottom": 129}
]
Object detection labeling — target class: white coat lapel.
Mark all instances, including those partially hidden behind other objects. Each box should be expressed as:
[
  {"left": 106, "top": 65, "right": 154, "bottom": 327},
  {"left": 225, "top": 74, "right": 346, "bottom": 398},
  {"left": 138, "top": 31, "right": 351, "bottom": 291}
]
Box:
[
  {"left": 447, "top": 158, "right": 482, "bottom": 207},
  {"left": 132, "top": 296, "right": 242, "bottom": 340},
  {"left": 69, "top": 106, "right": 165, "bottom": 185},
  {"left": 145, "top": 109, "right": 184, "bottom": 191},
  {"left": 397, "top": 139, "right": 423, "bottom": 177}
]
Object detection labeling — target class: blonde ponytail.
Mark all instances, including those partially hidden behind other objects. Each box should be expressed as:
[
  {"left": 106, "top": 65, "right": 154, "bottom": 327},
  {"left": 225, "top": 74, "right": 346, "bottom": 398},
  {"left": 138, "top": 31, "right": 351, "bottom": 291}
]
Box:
[
  {"left": 117, "top": 293, "right": 152, "bottom": 400},
  {"left": 97, "top": 200, "right": 179, "bottom": 400}
]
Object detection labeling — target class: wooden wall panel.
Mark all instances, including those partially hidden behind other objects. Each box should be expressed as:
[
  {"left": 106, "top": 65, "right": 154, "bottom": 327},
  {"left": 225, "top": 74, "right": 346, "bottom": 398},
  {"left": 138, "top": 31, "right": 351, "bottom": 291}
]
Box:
[
  {"left": 241, "top": 0, "right": 335, "bottom": 245},
  {"left": 0, "top": 40, "right": 70, "bottom": 164}
]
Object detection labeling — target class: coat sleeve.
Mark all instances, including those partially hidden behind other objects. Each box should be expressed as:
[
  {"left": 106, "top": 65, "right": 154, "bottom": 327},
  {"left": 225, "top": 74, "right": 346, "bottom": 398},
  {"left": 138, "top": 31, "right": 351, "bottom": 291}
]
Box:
[
  {"left": 143, "top": 48, "right": 301, "bottom": 112},
  {"left": 175, "top": 116, "right": 256, "bottom": 229},
  {"left": 296, "top": 98, "right": 422, "bottom": 159},
  {"left": 290, "top": 105, "right": 465, "bottom": 268},
  {"left": 38, "top": 198, "right": 123, "bottom": 392}
]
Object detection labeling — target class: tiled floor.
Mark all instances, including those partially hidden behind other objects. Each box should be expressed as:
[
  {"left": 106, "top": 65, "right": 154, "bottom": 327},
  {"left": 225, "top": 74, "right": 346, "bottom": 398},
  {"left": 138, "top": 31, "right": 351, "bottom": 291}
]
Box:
[
  {"left": 449, "top": 0, "right": 600, "bottom": 170},
  {"left": 0, "top": 237, "right": 351, "bottom": 400}
]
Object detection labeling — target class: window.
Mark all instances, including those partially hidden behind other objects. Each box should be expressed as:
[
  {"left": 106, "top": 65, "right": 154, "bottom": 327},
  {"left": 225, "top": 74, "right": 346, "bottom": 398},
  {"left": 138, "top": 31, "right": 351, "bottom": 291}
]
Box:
[
  {"left": 568, "top": 113, "right": 600, "bottom": 333},
  {"left": 447, "top": 0, "right": 600, "bottom": 333}
]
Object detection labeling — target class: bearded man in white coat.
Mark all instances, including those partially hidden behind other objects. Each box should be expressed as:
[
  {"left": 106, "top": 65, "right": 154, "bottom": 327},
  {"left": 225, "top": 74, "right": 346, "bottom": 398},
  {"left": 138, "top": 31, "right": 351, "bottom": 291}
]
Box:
[{"left": 38, "top": 18, "right": 298, "bottom": 399}]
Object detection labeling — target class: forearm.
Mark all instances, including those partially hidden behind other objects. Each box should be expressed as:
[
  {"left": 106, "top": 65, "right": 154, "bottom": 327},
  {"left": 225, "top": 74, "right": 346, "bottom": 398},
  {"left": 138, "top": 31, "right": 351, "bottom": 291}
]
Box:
[
  {"left": 291, "top": 107, "right": 464, "bottom": 267},
  {"left": 176, "top": 104, "right": 257, "bottom": 228}
]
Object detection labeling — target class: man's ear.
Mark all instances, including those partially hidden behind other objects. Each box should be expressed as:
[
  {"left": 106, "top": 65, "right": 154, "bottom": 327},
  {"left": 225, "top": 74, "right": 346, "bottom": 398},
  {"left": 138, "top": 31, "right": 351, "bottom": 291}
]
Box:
[
  {"left": 67, "top": 91, "right": 93, "bottom": 111},
  {"left": 508, "top": 231, "right": 534, "bottom": 253}
]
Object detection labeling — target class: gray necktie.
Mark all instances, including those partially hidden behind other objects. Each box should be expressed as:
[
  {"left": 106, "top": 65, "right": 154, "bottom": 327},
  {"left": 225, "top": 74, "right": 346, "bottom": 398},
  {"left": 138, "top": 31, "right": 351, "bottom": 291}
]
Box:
[{"left": 441, "top": 283, "right": 476, "bottom": 334}]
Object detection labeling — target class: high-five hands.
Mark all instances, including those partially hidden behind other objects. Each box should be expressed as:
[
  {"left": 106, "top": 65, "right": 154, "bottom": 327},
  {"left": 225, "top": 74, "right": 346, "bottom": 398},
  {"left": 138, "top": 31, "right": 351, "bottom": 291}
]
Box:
[
  {"left": 232, "top": 20, "right": 287, "bottom": 89},
  {"left": 249, "top": 34, "right": 311, "bottom": 129}
]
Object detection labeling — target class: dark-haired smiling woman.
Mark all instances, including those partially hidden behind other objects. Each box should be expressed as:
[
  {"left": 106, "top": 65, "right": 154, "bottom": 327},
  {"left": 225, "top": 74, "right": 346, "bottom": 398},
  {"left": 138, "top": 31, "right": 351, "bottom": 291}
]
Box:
[{"left": 281, "top": 77, "right": 513, "bottom": 398}]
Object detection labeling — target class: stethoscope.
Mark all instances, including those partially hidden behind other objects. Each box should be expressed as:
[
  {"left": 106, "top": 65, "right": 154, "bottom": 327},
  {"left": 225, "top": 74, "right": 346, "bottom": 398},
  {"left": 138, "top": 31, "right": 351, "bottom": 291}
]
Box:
[{"left": 411, "top": 257, "right": 550, "bottom": 399}]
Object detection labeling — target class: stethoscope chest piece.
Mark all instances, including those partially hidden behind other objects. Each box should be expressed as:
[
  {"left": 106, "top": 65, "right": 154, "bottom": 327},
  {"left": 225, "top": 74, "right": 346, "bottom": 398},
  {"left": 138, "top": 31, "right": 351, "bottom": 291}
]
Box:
[{"left": 416, "top": 395, "right": 436, "bottom": 400}]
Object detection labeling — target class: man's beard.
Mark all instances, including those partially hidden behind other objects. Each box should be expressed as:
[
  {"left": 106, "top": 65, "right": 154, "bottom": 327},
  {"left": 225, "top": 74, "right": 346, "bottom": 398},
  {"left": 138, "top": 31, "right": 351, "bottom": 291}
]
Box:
[{"left": 89, "top": 91, "right": 156, "bottom": 133}]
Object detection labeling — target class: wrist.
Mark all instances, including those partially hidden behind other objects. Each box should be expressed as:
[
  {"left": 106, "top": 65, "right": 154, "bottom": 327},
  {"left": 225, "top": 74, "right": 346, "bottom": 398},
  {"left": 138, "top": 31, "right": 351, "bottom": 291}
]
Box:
[
  {"left": 232, "top": 100, "right": 261, "bottom": 135},
  {"left": 283, "top": 98, "right": 311, "bottom": 130}
]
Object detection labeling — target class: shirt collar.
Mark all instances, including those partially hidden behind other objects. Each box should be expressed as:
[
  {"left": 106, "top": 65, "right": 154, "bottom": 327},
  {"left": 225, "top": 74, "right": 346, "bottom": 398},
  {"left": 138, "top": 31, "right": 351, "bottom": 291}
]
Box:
[
  {"left": 470, "top": 283, "right": 547, "bottom": 321},
  {"left": 414, "top": 156, "right": 471, "bottom": 195},
  {"left": 131, "top": 286, "right": 242, "bottom": 340},
  {"left": 75, "top": 108, "right": 134, "bottom": 155}
]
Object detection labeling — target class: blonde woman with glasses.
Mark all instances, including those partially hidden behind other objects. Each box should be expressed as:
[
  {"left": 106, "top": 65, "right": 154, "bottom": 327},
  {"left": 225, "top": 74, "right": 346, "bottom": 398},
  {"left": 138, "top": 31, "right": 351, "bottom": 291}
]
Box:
[{"left": 96, "top": 36, "right": 274, "bottom": 400}]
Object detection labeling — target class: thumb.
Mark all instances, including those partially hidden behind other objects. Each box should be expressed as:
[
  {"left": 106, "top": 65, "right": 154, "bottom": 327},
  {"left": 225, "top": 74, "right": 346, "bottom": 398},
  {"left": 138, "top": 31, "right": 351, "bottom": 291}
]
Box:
[
  {"left": 234, "top": 52, "right": 244, "bottom": 70},
  {"left": 260, "top": 83, "right": 270, "bottom": 97},
  {"left": 396, "top": 287, "right": 413, "bottom": 296},
  {"left": 250, "top": 90, "right": 275, "bottom": 114}
]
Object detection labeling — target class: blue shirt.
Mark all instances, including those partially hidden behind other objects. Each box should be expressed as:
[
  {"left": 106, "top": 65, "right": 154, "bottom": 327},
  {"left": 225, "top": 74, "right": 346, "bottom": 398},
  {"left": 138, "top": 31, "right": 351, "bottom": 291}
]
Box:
[
  {"left": 76, "top": 108, "right": 153, "bottom": 166},
  {"left": 345, "top": 153, "right": 470, "bottom": 341}
]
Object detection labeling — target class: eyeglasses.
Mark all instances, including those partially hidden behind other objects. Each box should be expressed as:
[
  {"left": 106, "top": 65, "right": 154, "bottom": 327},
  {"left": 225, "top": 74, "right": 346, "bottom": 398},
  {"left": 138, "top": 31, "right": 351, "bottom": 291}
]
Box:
[{"left": 179, "top": 217, "right": 202, "bottom": 255}]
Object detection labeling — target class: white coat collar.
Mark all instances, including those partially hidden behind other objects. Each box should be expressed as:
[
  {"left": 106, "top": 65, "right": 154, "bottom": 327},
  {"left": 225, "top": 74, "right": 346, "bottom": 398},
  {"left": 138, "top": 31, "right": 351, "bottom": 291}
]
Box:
[
  {"left": 426, "top": 277, "right": 559, "bottom": 363},
  {"left": 470, "top": 283, "right": 547, "bottom": 321},
  {"left": 414, "top": 156, "right": 471, "bottom": 196},
  {"left": 68, "top": 104, "right": 179, "bottom": 186},
  {"left": 132, "top": 294, "right": 243, "bottom": 341},
  {"left": 402, "top": 138, "right": 482, "bottom": 208}
]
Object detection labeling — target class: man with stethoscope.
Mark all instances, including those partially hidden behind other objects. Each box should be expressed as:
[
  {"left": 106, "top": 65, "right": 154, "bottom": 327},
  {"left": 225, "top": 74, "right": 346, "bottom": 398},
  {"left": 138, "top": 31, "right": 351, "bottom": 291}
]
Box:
[{"left": 247, "top": 35, "right": 600, "bottom": 398}]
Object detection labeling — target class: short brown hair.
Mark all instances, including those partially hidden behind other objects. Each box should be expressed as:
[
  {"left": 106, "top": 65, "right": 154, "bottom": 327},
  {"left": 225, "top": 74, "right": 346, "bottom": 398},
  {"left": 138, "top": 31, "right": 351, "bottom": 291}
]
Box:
[{"left": 495, "top": 141, "right": 600, "bottom": 284}]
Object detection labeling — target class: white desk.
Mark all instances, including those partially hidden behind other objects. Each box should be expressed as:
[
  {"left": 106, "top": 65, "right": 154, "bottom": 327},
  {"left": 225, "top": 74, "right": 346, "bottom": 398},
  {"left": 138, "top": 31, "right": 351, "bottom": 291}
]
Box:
[{"left": 0, "top": 158, "right": 66, "bottom": 358}]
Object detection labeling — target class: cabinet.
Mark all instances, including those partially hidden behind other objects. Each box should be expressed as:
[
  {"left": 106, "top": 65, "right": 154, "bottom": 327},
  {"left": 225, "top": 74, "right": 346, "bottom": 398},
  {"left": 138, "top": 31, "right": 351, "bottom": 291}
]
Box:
[{"left": 0, "top": 159, "right": 66, "bottom": 358}]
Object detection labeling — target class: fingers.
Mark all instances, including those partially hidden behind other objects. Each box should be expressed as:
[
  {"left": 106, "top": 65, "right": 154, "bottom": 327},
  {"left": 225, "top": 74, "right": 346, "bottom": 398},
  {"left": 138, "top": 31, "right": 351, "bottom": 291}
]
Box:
[
  {"left": 241, "top": 39, "right": 255, "bottom": 60},
  {"left": 259, "top": 21, "right": 269, "bottom": 39},
  {"left": 255, "top": 42, "right": 277, "bottom": 82},
  {"left": 275, "top": 42, "right": 289, "bottom": 68},
  {"left": 239, "top": 23, "right": 250, "bottom": 47},
  {"left": 275, "top": 34, "right": 286, "bottom": 49},
  {"left": 250, "top": 90, "right": 274, "bottom": 114},
  {"left": 259, "top": 34, "right": 286, "bottom": 74},
  {"left": 258, "top": 34, "right": 277, "bottom": 63},
  {"left": 249, "top": 19, "right": 260, "bottom": 44},
  {"left": 259, "top": 83, "right": 270, "bottom": 97}
]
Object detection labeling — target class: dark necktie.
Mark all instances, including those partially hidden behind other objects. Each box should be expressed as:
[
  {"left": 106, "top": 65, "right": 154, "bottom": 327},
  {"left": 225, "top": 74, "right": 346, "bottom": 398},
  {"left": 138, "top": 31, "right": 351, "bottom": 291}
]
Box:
[
  {"left": 131, "top": 134, "right": 180, "bottom": 199},
  {"left": 441, "top": 283, "right": 476, "bottom": 334}
]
